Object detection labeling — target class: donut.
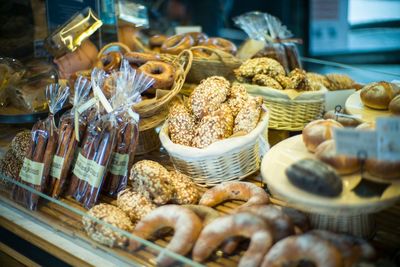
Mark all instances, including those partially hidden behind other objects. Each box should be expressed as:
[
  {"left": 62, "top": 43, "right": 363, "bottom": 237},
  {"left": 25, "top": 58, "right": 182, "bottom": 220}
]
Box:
[
  {"left": 185, "top": 32, "right": 208, "bottom": 45},
  {"left": 128, "top": 205, "right": 202, "bottom": 267},
  {"left": 95, "top": 51, "right": 122, "bottom": 72},
  {"left": 239, "top": 204, "right": 295, "bottom": 241},
  {"left": 261, "top": 234, "right": 343, "bottom": 267},
  {"left": 138, "top": 60, "right": 176, "bottom": 89},
  {"left": 149, "top": 34, "right": 167, "bottom": 49},
  {"left": 182, "top": 205, "right": 220, "bottom": 226},
  {"left": 161, "top": 34, "right": 194, "bottom": 55},
  {"left": 199, "top": 181, "right": 269, "bottom": 208},
  {"left": 201, "top": 37, "right": 237, "bottom": 55},
  {"left": 309, "top": 230, "right": 375, "bottom": 267},
  {"left": 192, "top": 212, "right": 273, "bottom": 267},
  {"left": 124, "top": 51, "right": 160, "bottom": 68}
]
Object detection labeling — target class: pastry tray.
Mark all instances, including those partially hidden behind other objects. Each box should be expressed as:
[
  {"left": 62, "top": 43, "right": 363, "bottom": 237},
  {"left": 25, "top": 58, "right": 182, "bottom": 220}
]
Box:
[
  {"left": 345, "top": 91, "right": 393, "bottom": 123},
  {"left": 261, "top": 135, "right": 400, "bottom": 216}
]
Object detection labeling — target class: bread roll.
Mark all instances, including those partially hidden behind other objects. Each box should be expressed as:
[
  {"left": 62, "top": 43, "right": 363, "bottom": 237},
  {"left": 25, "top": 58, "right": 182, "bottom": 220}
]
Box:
[
  {"left": 323, "top": 110, "right": 360, "bottom": 127},
  {"left": 389, "top": 94, "right": 400, "bottom": 114},
  {"left": 365, "top": 159, "right": 400, "bottom": 180},
  {"left": 302, "top": 119, "right": 343, "bottom": 153},
  {"left": 360, "top": 81, "right": 400, "bottom": 110},
  {"left": 315, "top": 140, "right": 360, "bottom": 175},
  {"left": 356, "top": 122, "right": 375, "bottom": 131}
]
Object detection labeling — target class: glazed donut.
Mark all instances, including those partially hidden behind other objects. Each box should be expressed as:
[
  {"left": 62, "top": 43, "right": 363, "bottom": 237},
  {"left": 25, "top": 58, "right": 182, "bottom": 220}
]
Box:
[
  {"left": 192, "top": 212, "right": 273, "bottom": 267},
  {"left": 261, "top": 234, "right": 343, "bottom": 267},
  {"left": 124, "top": 52, "right": 160, "bottom": 68},
  {"left": 149, "top": 34, "right": 167, "bottom": 49},
  {"left": 138, "top": 60, "right": 176, "bottom": 89},
  {"left": 185, "top": 32, "right": 208, "bottom": 45},
  {"left": 182, "top": 205, "right": 220, "bottom": 226},
  {"left": 309, "top": 230, "right": 375, "bottom": 267},
  {"left": 199, "top": 181, "right": 269, "bottom": 209},
  {"left": 201, "top": 37, "right": 237, "bottom": 55},
  {"left": 161, "top": 34, "right": 194, "bottom": 55},
  {"left": 95, "top": 51, "right": 122, "bottom": 72},
  {"left": 128, "top": 205, "right": 202, "bottom": 267}
]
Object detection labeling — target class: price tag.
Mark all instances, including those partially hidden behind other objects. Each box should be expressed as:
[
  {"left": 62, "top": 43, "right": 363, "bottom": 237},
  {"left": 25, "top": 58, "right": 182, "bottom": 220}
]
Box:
[
  {"left": 175, "top": 26, "right": 202, "bottom": 35},
  {"left": 376, "top": 117, "right": 400, "bottom": 161},
  {"left": 334, "top": 128, "right": 377, "bottom": 159}
]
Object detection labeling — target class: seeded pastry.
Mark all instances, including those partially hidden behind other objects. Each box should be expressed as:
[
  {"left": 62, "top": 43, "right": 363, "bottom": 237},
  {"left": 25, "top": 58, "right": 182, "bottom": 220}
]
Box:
[
  {"left": 252, "top": 74, "right": 283, "bottom": 89},
  {"left": 234, "top": 57, "right": 285, "bottom": 79},
  {"left": 117, "top": 188, "right": 156, "bottom": 222},
  {"left": 169, "top": 170, "right": 199, "bottom": 205},
  {"left": 227, "top": 83, "right": 249, "bottom": 117},
  {"left": 234, "top": 96, "right": 263, "bottom": 134},
  {"left": 168, "top": 102, "right": 196, "bottom": 146}
]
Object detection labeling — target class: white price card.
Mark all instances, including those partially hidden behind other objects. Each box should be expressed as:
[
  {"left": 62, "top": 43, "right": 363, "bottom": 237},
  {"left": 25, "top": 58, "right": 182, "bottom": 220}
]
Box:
[
  {"left": 175, "top": 26, "right": 202, "bottom": 35},
  {"left": 376, "top": 117, "right": 400, "bottom": 161},
  {"left": 334, "top": 128, "right": 377, "bottom": 159}
]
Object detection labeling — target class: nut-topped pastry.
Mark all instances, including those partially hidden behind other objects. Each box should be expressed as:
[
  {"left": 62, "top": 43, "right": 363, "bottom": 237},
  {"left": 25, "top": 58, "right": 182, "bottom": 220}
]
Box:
[
  {"left": 10, "top": 130, "right": 31, "bottom": 161},
  {"left": 325, "top": 73, "right": 355, "bottom": 90},
  {"left": 117, "top": 188, "right": 156, "bottom": 222},
  {"left": 189, "top": 76, "right": 230, "bottom": 120},
  {"left": 168, "top": 102, "right": 196, "bottom": 146},
  {"left": 288, "top": 68, "right": 311, "bottom": 91},
  {"left": 306, "top": 72, "right": 331, "bottom": 89},
  {"left": 169, "top": 170, "right": 200, "bottom": 205},
  {"left": 82, "top": 204, "right": 134, "bottom": 247},
  {"left": 234, "top": 57, "right": 285, "bottom": 79},
  {"left": 252, "top": 74, "right": 283, "bottom": 89},
  {"left": 234, "top": 96, "right": 263, "bottom": 134},
  {"left": 192, "top": 104, "right": 234, "bottom": 148},
  {"left": 130, "top": 160, "right": 174, "bottom": 205},
  {"left": 227, "top": 83, "right": 249, "bottom": 117}
]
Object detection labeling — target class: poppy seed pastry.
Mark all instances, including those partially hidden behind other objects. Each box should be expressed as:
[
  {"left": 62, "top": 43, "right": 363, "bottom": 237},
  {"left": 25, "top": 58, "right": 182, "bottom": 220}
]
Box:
[{"left": 285, "top": 159, "right": 343, "bottom": 197}]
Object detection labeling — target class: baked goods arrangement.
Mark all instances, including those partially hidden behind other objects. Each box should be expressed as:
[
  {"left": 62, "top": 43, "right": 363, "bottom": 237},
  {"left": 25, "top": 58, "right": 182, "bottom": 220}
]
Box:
[
  {"left": 360, "top": 81, "right": 400, "bottom": 113},
  {"left": 79, "top": 179, "right": 376, "bottom": 267},
  {"left": 148, "top": 32, "right": 237, "bottom": 57},
  {"left": 167, "top": 76, "right": 264, "bottom": 148}
]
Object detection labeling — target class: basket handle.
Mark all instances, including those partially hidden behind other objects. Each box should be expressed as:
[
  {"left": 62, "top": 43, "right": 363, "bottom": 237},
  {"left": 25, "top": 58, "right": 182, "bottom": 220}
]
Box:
[
  {"left": 190, "top": 46, "right": 241, "bottom": 65},
  {"left": 97, "top": 42, "right": 131, "bottom": 59},
  {"left": 173, "top": 49, "right": 193, "bottom": 77}
]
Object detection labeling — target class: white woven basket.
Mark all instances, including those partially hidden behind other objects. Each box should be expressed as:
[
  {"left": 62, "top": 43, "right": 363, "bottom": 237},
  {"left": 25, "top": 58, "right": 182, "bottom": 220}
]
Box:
[{"left": 159, "top": 109, "right": 270, "bottom": 187}]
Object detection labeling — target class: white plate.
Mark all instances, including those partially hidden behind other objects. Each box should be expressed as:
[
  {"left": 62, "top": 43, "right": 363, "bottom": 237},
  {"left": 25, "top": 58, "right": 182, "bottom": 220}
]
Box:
[
  {"left": 261, "top": 135, "right": 400, "bottom": 215},
  {"left": 345, "top": 90, "right": 393, "bottom": 123}
]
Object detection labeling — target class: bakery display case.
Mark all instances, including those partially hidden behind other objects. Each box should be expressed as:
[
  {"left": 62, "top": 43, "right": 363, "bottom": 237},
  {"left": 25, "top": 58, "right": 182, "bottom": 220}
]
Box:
[{"left": 1, "top": 1, "right": 400, "bottom": 267}]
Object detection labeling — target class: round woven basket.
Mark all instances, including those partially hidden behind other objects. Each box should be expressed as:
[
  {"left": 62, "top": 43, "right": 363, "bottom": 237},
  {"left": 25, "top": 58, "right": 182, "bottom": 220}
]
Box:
[
  {"left": 186, "top": 46, "right": 242, "bottom": 84},
  {"left": 159, "top": 109, "right": 270, "bottom": 187},
  {"left": 132, "top": 50, "right": 193, "bottom": 118},
  {"left": 244, "top": 83, "right": 326, "bottom": 131}
]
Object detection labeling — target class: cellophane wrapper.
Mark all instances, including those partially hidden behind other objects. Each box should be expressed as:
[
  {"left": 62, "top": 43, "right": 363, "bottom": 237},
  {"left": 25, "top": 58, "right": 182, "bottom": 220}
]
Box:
[{"left": 12, "top": 84, "right": 69, "bottom": 210}]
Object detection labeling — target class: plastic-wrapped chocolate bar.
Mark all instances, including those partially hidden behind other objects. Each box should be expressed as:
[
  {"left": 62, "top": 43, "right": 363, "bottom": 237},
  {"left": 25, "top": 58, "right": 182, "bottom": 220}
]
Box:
[{"left": 12, "top": 84, "right": 69, "bottom": 210}]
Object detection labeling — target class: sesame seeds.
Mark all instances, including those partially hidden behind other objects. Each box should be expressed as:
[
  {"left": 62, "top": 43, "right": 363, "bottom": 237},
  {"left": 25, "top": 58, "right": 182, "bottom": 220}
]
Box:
[
  {"left": 169, "top": 170, "right": 199, "bottom": 205},
  {"left": 117, "top": 188, "right": 156, "bottom": 222},
  {"left": 234, "top": 96, "right": 263, "bottom": 135},
  {"left": 168, "top": 103, "right": 196, "bottom": 146}
]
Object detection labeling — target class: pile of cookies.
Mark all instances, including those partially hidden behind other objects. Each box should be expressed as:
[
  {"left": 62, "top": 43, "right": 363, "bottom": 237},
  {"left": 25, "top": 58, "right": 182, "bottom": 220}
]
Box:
[
  {"left": 168, "top": 76, "right": 263, "bottom": 148},
  {"left": 234, "top": 57, "right": 358, "bottom": 91},
  {"left": 82, "top": 160, "right": 200, "bottom": 246}
]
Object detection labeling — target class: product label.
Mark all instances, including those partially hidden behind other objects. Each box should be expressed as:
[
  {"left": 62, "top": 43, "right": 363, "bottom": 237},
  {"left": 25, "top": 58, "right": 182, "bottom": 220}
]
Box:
[
  {"left": 376, "top": 117, "right": 400, "bottom": 161},
  {"left": 334, "top": 128, "right": 377, "bottom": 159},
  {"left": 19, "top": 158, "right": 44, "bottom": 186},
  {"left": 72, "top": 153, "right": 90, "bottom": 180},
  {"left": 109, "top": 153, "right": 129, "bottom": 176},
  {"left": 50, "top": 155, "right": 65, "bottom": 179},
  {"left": 86, "top": 161, "right": 106, "bottom": 188}
]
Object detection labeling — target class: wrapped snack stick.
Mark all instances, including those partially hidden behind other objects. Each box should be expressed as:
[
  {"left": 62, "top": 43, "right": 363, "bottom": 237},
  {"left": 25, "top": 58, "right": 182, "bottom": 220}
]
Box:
[
  {"left": 12, "top": 84, "right": 69, "bottom": 210},
  {"left": 48, "top": 76, "right": 92, "bottom": 198},
  {"left": 103, "top": 60, "right": 154, "bottom": 197}
]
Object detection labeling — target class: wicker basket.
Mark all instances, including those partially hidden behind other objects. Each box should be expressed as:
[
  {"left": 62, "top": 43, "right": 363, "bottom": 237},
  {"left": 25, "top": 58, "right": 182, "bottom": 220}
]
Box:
[
  {"left": 186, "top": 46, "right": 242, "bottom": 84},
  {"left": 244, "top": 83, "right": 326, "bottom": 131},
  {"left": 159, "top": 109, "right": 270, "bottom": 187}
]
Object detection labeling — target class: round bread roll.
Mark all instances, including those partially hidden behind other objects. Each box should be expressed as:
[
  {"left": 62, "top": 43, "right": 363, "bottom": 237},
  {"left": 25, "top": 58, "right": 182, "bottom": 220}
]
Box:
[
  {"left": 389, "top": 94, "right": 400, "bottom": 114},
  {"left": 356, "top": 122, "right": 375, "bottom": 131},
  {"left": 360, "top": 81, "right": 400, "bottom": 110},
  {"left": 315, "top": 139, "right": 360, "bottom": 175},
  {"left": 323, "top": 110, "right": 360, "bottom": 127},
  {"left": 302, "top": 119, "right": 343, "bottom": 153},
  {"left": 365, "top": 159, "right": 400, "bottom": 180}
]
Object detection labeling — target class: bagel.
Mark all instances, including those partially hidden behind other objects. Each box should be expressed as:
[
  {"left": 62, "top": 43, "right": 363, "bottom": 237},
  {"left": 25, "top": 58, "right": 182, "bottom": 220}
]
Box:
[
  {"left": 128, "top": 205, "right": 202, "bottom": 267},
  {"left": 201, "top": 37, "right": 237, "bottom": 55},
  {"left": 199, "top": 181, "right": 269, "bottom": 209},
  {"left": 185, "top": 32, "right": 208, "bottom": 45},
  {"left": 192, "top": 212, "right": 273, "bottom": 267},
  {"left": 124, "top": 51, "right": 160, "bottom": 68},
  {"left": 138, "top": 60, "right": 176, "bottom": 89},
  {"left": 149, "top": 34, "right": 167, "bottom": 49},
  {"left": 161, "top": 34, "right": 194, "bottom": 55},
  {"left": 95, "top": 51, "right": 122, "bottom": 72}
]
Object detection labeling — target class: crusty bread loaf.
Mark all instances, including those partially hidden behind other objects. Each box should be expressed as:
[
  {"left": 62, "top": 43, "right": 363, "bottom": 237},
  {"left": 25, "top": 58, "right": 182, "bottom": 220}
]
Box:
[
  {"left": 315, "top": 139, "right": 360, "bottom": 175},
  {"left": 389, "top": 94, "right": 400, "bottom": 114},
  {"left": 302, "top": 119, "right": 343, "bottom": 153},
  {"left": 360, "top": 81, "right": 400, "bottom": 110}
]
